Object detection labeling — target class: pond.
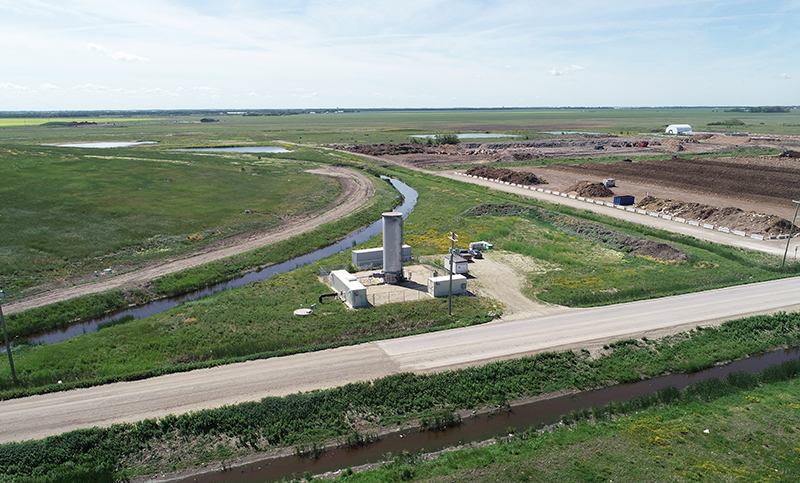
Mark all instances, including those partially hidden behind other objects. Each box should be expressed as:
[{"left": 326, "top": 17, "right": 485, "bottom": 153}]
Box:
[{"left": 171, "top": 146, "right": 292, "bottom": 153}]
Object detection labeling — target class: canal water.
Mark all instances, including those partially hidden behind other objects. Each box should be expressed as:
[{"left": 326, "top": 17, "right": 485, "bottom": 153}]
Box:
[
  {"left": 16, "top": 177, "right": 417, "bottom": 347},
  {"left": 175, "top": 347, "right": 800, "bottom": 483}
]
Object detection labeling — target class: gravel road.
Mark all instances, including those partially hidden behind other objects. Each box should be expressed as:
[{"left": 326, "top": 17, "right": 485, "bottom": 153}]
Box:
[{"left": 2, "top": 275, "right": 800, "bottom": 444}]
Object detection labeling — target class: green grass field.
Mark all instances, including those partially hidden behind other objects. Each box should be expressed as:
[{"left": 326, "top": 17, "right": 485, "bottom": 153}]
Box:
[
  {"left": 2, "top": 107, "right": 798, "bottom": 147},
  {"left": 0, "top": 144, "right": 345, "bottom": 296}
]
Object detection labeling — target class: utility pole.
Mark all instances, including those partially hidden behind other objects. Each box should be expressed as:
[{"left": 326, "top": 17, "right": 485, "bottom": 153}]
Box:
[
  {"left": 782, "top": 200, "right": 800, "bottom": 268},
  {"left": 0, "top": 290, "right": 16, "bottom": 384},
  {"left": 447, "top": 231, "right": 458, "bottom": 316}
]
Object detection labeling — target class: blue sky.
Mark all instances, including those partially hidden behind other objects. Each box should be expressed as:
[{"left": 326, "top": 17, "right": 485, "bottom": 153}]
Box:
[{"left": 0, "top": 0, "right": 798, "bottom": 110}]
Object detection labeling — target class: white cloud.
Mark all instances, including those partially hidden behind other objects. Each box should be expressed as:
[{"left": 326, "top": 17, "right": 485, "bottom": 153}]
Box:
[
  {"left": 0, "top": 82, "right": 30, "bottom": 90},
  {"left": 71, "top": 83, "right": 107, "bottom": 92},
  {"left": 87, "top": 43, "right": 148, "bottom": 61},
  {"left": 111, "top": 51, "right": 149, "bottom": 62},
  {"left": 548, "top": 65, "right": 586, "bottom": 76},
  {"left": 194, "top": 86, "right": 219, "bottom": 92},
  {"left": 780, "top": 73, "right": 791, "bottom": 79},
  {"left": 87, "top": 43, "right": 110, "bottom": 54},
  {"left": 39, "top": 83, "right": 59, "bottom": 90}
]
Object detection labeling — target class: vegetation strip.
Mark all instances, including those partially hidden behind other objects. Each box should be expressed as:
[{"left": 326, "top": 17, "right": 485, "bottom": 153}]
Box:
[{"left": 1, "top": 310, "right": 800, "bottom": 481}]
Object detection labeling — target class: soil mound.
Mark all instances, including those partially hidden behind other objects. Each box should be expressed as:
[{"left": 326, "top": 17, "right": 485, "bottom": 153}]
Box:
[
  {"left": 566, "top": 181, "right": 615, "bottom": 198},
  {"left": 558, "top": 219, "right": 688, "bottom": 262},
  {"left": 465, "top": 166, "right": 546, "bottom": 185},
  {"left": 636, "top": 196, "right": 796, "bottom": 235},
  {"left": 346, "top": 143, "right": 426, "bottom": 156},
  {"left": 780, "top": 150, "right": 800, "bottom": 158}
]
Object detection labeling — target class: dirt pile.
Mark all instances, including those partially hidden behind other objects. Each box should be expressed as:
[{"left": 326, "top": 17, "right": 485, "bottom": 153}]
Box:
[
  {"left": 566, "top": 181, "right": 615, "bottom": 198},
  {"left": 345, "top": 143, "right": 426, "bottom": 156},
  {"left": 780, "top": 150, "right": 800, "bottom": 158},
  {"left": 558, "top": 218, "right": 689, "bottom": 262},
  {"left": 465, "top": 166, "right": 546, "bottom": 185},
  {"left": 636, "top": 196, "right": 795, "bottom": 235}
]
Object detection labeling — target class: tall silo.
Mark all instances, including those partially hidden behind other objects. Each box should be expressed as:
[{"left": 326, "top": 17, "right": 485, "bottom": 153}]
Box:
[{"left": 382, "top": 212, "right": 404, "bottom": 284}]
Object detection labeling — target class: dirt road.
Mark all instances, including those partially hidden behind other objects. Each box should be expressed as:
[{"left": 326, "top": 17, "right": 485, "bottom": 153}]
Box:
[
  {"left": 3, "top": 275, "right": 800, "bottom": 444},
  {"left": 5, "top": 167, "right": 375, "bottom": 315},
  {"left": 467, "top": 250, "right": 569, "bottom": 321}
]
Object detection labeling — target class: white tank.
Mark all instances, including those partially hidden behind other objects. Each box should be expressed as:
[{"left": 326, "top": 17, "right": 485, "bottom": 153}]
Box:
[{"left": 382, "top": 212, "right": 404, "bottom": 283}]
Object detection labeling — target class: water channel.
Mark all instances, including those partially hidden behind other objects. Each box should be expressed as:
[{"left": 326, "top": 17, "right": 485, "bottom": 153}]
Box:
[
  {"left": 17, "top": 177, "right": 417, "bottom": 347},
  {"left": 174, "top": 347, "right": 800, "bottom": 483}
]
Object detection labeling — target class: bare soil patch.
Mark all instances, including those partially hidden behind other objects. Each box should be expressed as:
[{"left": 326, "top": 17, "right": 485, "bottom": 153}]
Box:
[{"left": 544, "top": 155, "right": 800, "bottom": 207}]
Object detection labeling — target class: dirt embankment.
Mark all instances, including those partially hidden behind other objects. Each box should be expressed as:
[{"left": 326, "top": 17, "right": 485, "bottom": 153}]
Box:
[
  {"left": 635, "top": 196, "right": 795, "bottom": 235},
  {"left": 465, "top": 166, "right": 546, "bottom": 185}
]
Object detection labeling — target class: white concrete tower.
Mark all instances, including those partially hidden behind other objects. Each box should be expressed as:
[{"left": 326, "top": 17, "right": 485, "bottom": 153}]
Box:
[{"left": 382, "top": 212, "right": 404, "bottom": 284}]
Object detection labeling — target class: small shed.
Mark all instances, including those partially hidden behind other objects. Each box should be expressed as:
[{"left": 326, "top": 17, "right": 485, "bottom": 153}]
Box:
[
  {"left": 330, "top": 270, "right": 368, "bottom": 308},
  {"left": 665, "top": 124, "right": 692, "bottom": 135},
  {"left": 444, "top": 254, "right": 469, "bottom": 274},
  {"left": 428, "top": 274, "right": 468, "bottom": 298},
  {"left": 614, "top": 195, "right": 635, "bottom": 206},
  {"left": 352, "top": 245, "right": 412, "bottom": 268}
]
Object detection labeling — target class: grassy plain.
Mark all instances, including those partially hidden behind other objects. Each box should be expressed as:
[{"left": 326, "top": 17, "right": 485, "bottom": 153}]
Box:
[
  {"left": 1, "top": 109, "right": 800, "bottom": 482},
  {"left": 0, "top": 144, "right": 344, "bottom": 297}
]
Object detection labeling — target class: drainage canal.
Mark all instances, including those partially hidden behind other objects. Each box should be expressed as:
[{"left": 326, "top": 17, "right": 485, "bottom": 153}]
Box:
[
  {"left": 14, "top": 177, "right": 417, "bottom": 347},
  {"left": 175, "top": 347, "right": 799, "bottom": 483}
]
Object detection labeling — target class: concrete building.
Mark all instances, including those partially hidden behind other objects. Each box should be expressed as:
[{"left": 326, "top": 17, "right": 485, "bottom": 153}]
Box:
[
  {"left": 444, "top": 254, "right": 469, "bottom": 274},
  {"left": 428, "top": 274, "right": 468, "bottom": 297},
  {"left": 330, "top": 270, "right": 368, "bottom": 308},
  {"left": 351, "top": 245, "right": 413, "bottom": 268}
]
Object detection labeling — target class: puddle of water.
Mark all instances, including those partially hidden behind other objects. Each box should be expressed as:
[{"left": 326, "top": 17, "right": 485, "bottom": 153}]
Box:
[
  {"left": 175, "top": 347, "right": 800, "bottom": 483},
  {"left": 171, "top": 146, "right": 291, "bottom": 153},
  {"left": 13, "top": 178, "right": 417, "bottom": 347},
  {"left": 46, "top": 141, "right": 156, "bottom": 148}
]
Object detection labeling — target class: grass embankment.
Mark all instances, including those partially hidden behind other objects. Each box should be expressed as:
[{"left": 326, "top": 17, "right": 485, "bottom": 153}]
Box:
[
  {"left": 2, "top": 310, "right": 800, "bottom": 482},
  {"left": 348, "top": 363, "right": 800, "bottom": 482},
  {"left": 0, "top": 144, "right": 343, "bottom": 297}
]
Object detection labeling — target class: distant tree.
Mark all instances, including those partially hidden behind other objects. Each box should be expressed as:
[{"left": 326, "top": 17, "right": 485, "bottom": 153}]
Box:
[{"left": 434, "top": 132, "right": 460, "bottom": 145}]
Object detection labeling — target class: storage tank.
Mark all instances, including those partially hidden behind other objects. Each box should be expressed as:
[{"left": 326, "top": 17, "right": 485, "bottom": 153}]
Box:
[{"left": 382, "top": 212, "right": 404, "bottom": 283}]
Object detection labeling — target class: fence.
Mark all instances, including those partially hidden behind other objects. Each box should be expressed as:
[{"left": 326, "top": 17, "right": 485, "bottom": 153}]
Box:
[{"left": 370, "top": 289, "right": 430, "bottom": 306}]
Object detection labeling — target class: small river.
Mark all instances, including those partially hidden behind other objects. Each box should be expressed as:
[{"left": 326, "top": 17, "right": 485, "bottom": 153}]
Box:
[
  {"left": 174, "top": 346, "right": 800, "bottom": 483},
  {"left": 17, "top": 177, "right": 417, "bottom": 347}
]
